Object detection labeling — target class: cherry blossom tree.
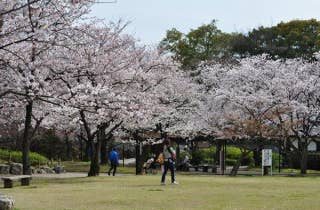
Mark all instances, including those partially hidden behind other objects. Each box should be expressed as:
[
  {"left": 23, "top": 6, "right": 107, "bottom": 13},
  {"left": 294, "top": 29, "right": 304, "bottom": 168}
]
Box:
[
  {"left": 195, "top": 55, "right": 320, "bottom": 175},
  {"left": 0, "top": 0, "right": 93, "bottom": 174},
  {"left": 41, "top": 22, "right": 176, "bottom": 175}
]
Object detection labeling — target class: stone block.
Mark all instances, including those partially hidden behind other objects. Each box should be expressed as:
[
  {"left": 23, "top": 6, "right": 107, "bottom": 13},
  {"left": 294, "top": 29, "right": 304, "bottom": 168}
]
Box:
[
  {"left": 53, "top": 165, "right": 64, "bottom": 174},
  {"left": 0, "top": 194, "right": 14, "bottom": 210},
  {"left": 0, "top": 164, "right": 10, "bottom": 174},
  {"left": 9, "top": 163, "right": 22, "bottom": 175}
]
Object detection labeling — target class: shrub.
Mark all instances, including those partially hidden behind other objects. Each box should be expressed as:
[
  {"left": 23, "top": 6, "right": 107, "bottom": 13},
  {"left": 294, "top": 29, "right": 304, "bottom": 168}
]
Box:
[
  {"left": 202, "top": 147, "right": 216, "bottom": 164},
  {"left": 226, "top": 146, "right": 253, "bottom": 166},
  {"left": 272, "top": 152, "right": 281, "bottom": 169},
  {"left": 226, "top": 158, "right": 237, "bottom": 166},
  {"left": 226, "top": 147, "right": 242, "bottom": 159},
  {"left": 190, "top": 146, "right": 255, "bottom": 166},
  {"left": 0, "top": 149, "right": 48, "bottom": 166}
]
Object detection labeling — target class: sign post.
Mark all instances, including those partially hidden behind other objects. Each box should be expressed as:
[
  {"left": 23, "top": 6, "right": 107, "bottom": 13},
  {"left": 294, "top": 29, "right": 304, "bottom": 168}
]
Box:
[{"left": 262, "top": 149, "right": 272, "bottom": 176}]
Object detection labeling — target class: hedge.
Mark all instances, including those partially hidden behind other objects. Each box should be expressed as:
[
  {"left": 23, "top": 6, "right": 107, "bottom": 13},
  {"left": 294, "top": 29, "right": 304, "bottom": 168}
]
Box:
[
  {"left": 191, "top": 146, "right": 254, "bottom": 166},
  {"left": 0, "top": 149, "right": 48, "bottom": 166}
]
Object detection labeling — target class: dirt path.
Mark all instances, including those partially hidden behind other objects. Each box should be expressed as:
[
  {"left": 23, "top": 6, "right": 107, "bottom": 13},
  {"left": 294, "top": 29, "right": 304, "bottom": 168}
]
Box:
[{"left": 32, "top": 172, "right": 134, "bottom": 179}]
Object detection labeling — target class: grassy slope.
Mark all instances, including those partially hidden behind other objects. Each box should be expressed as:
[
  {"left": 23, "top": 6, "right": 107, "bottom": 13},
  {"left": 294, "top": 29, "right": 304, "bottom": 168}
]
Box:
[
  {"left": 4, "top": 175, "right": 320, "bottom": 210},
  {"left": 62, "top": 161, "right": 135, "bottom": 174},
  {"left": 0, "top": 160, "right": 135, "bottom": 174}
]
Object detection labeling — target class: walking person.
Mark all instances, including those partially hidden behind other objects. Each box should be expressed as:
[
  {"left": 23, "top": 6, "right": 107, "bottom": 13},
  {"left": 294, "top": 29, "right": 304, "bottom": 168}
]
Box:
[
  {"left": 161, "top": 139, "right": 178, "bottom": 185},
  {"left": 108, "top": 147, "right": 119, "bottom": 176}
]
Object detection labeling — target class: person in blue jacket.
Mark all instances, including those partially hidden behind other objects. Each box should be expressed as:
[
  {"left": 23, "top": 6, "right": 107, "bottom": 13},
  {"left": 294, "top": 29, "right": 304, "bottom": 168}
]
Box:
[{"left": 108, "top": 147, "right": 119, "bottom": 176}]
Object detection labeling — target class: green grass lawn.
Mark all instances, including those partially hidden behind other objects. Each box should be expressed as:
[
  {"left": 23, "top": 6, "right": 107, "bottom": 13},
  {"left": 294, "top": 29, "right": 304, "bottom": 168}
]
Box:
[{"left": 4, "top": 175, "right": 320, "bottom": 210}]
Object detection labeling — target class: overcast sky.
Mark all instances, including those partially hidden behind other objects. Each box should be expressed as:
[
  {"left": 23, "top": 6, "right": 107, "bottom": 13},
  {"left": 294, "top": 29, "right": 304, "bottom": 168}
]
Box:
[{"left": 91, "top": 0, "right": 320, "bottom": 45}]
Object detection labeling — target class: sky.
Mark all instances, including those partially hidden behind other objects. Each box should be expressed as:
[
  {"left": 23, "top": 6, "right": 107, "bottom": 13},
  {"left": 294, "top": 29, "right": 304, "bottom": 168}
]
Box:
[{"left": 91, "top": 0, "right": 320, "bottom": 45}]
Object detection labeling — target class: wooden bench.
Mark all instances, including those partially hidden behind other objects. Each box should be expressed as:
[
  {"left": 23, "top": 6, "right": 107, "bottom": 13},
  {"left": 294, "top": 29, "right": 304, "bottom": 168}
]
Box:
[
  {"left": 189, "top": 165, "right": 217, "bottom": 173},
  {"left": 2, "top": 175, "right": 32, "bottom": 188},
  {"left": 200, "top": 164, "right": 217, "bottom": 172},
  {"left": 188, "top": 165, "right": 200, "bottom": 171}
]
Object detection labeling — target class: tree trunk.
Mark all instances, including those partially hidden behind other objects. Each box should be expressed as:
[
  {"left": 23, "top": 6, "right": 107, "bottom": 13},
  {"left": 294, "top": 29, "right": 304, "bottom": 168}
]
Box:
[
  {"left": 78, "top": 134, "right": 84, "bottom": 161},
  {"left": 88, "top": 140, "right": 99, "bottom": 176},
  {"left": 88, "top": 136, "right": 99, "bottom": 176},
  {"left": 22, "top": 101, "right": 33, "bottom": 175},
  {"left": 135, "top": 138, "right": 142, "bottom": 175},
  {"left": 100, "top": 124, "right": 112, "bottom": 165},
  {"left": 100, "top": 133, "right": 108, "bottom": 165},
  {"left": 89, "top": 124, "right": 109, "bottom": 176},
  {"left": 215, "top": 142, "right": 221, "bottom": 165},
  {"left": 229, "top": 150, "right": 249, "bottom": 176},
  {"left": 219, "top": 149, "right": 225, "bottom": 175},
  {"left": 134, "top": 131, "right": 147, "bottom": 175},
  {"left": 101, "top": 121, "right": 122, "bottom": 165},
  {"left": 300, "top": 142, "right": 308, "bottom": 174},
  {"left": 84, "top": 141, "right": 91, "bottom": 161},
  {"left": 88, "top": 124, "right": 109, "bottom": 176}
]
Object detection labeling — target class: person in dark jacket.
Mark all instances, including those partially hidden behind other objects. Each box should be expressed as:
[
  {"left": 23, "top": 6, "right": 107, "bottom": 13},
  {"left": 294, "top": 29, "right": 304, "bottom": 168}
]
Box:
[
  {"left": 108, "top": 147, "right": 119, "bottom": 176},
  {"left": 161, "top": 139, "right": 178, "bottom": 185}
]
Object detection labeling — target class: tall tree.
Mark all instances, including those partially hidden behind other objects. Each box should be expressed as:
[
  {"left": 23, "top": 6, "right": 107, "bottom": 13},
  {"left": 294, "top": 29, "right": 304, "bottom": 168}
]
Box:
[
  {"left": 231, "top": 19, "right": 320, "bottom": 60},
  {"left": 160, "top": 20, "right": 233, "bottom": 69}
]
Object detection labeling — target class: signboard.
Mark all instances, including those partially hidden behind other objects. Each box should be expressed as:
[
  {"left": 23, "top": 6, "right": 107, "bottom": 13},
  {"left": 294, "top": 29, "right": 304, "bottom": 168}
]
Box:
[{"left": 262, "top": 149, "right": 272, "bottom": 166}]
